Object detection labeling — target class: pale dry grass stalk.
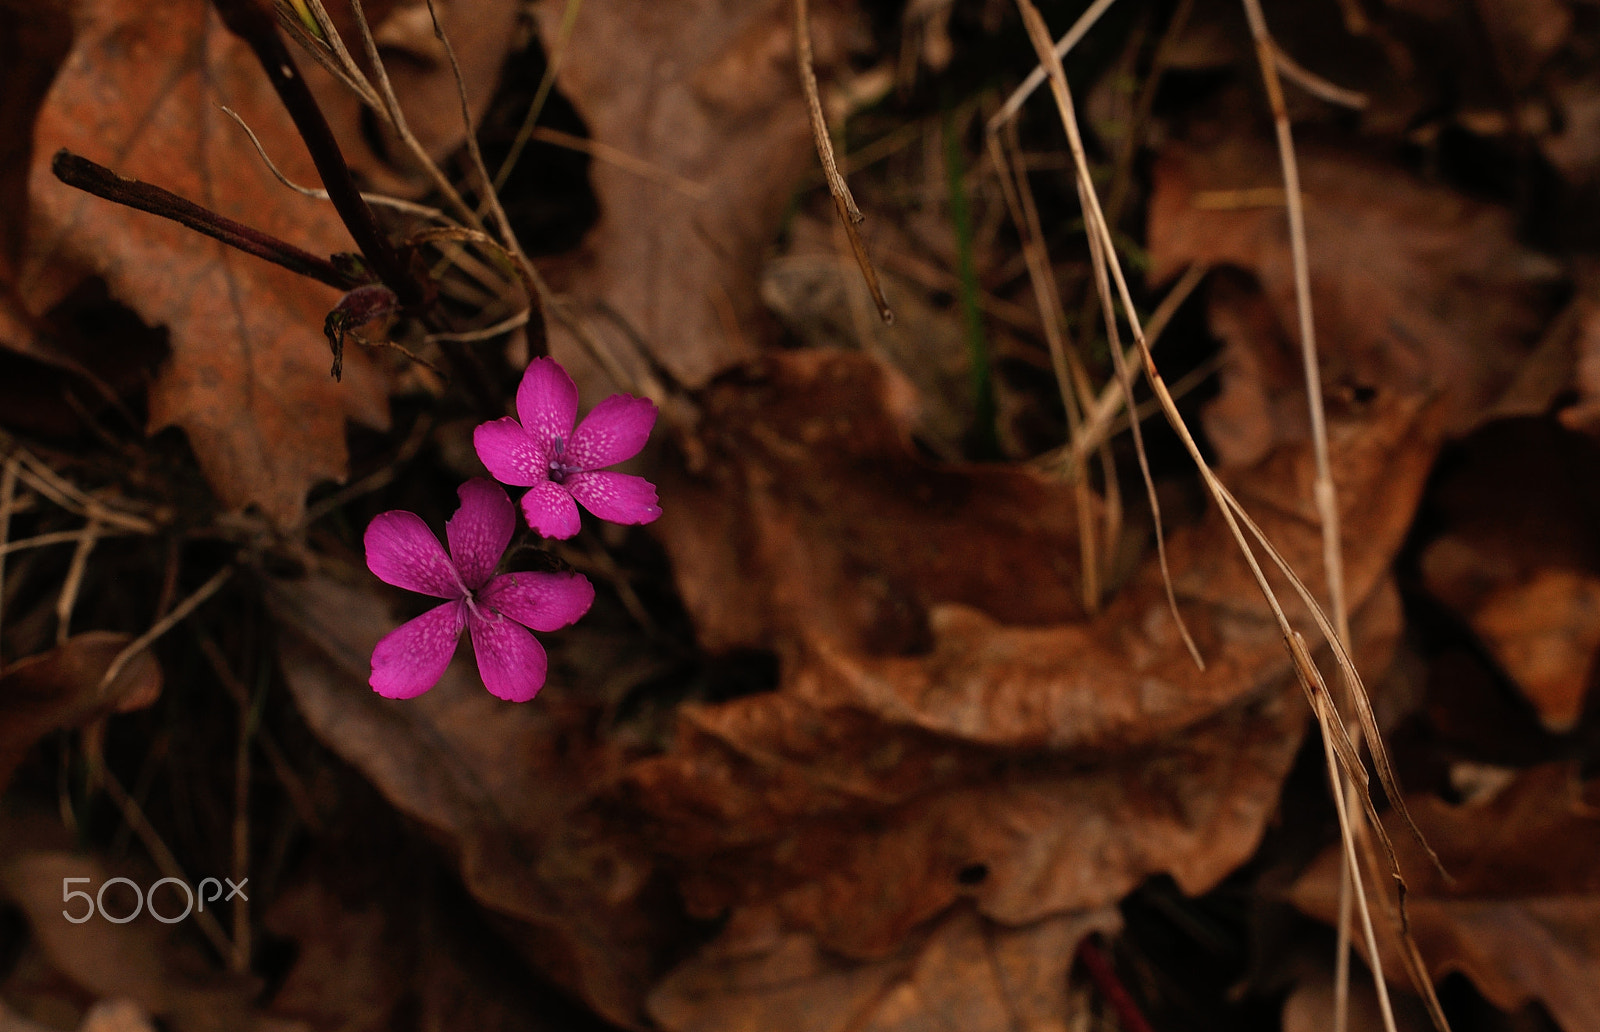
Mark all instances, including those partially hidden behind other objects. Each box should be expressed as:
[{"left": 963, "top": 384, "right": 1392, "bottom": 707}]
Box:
[
  {"left": 221, "top": 105, "right": 450, "bottom": 222},
  {"left": 97, "top": 565, "right": 233, "bottom": 694},
  {"left": 994, "top": 11, "right": 1204, "bottom": 668},
  {"left": 525, "top": 125, "right": 710, "bottom": 200},
  {"left": 54, "top": 518, "right": 101, "bottom": 644},
  {"left": 1233, "top": 4, "right": 1440, "bottom": 1029},
  {"left": 1004, "top": 5, "right": 1448, "bottom": 1030},
  {"left": 491, "top": 0, "right": 584, "bottom": 192},
  {"left": 987, "top": 128, "right": 1102, "bottom": 610},
  {"left": 0, "top": 458, "right": 20, "bottom": 657}
]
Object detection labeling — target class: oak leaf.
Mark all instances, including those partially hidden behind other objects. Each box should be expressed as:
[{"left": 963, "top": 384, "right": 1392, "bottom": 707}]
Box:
[{"left": 20, "top": 0, "right": 389, "bottom": 527}]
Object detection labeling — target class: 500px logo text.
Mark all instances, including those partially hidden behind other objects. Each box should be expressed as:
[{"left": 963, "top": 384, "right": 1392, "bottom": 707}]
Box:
[{"left": 62, "top": 876, "right": 248, "bottom": 924}]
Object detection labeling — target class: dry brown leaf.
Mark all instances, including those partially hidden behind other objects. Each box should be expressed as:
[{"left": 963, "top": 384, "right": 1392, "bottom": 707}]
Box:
[
  {"left": 267, "top": 573, "right": 674, "bottom": 1029},
  {"left": 649, "top": 905, "right": 1119, "bottom": 1032},
  {"left": 1291, "top": 764, "right": 1600, "bottom": 1032},
  {"left": 655, "top": 351, "right": 1093, "bottom": 657},
  {"left": 1412, "top": 418, "right": 1600, "bottom": 736},
  {"left": 1560, "top": 274, "right": 1600, "bottom": 432},
  {"left": 627, "top": 637, "right": 1318, "bottom": 957},
  {"left": 0, "top": 632, "right": 162, "bottom": 795},
  {"left": 19, "top": 0, "right": 390, "bottom": 527},
  {"left": 1467, "top": 568, "right": 1600, "bottom": 733},
  {"left": 1148, "top": 134, "right": 1560, "bottom": 437},
  {"left": 533, "top": 0, "right": 850, "bottom": 391},
  {"left": 634, "top": 121, "right": 1532, "bottom": 999},
  {"left": 637, "top": 340, "right": 1429, "bottom": 969},
  {"left": 0, "top": 999, "right": 65, "bottom": 1032}
]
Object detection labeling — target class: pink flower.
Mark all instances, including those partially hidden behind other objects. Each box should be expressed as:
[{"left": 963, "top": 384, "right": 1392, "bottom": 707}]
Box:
[
  {"left": 364, "top": 479, "right": 594, "bottom": 701},
  {"left": 473, "top": 357, "right": 661, "bottom": 538}
]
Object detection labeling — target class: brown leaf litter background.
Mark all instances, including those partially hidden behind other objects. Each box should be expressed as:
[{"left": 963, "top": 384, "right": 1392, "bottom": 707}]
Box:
[{"left": 2, "top": 0, "right": 1600, "bottom": 1031}]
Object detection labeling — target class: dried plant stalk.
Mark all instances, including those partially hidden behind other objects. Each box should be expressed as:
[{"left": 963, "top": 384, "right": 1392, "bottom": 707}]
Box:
[
  {"left": 794, "top": 0, "right": 893, "bottom": 324},
  {"left": 1003, "top": 5, "right": 1449, "bottom": 1032}
]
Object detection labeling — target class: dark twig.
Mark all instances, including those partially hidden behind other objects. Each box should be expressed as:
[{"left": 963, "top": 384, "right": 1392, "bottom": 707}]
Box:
[
  {"left": 210, "top": 0, "right": 426, "bottom": 309},
  {"left": 52, "top": 151, "right": 361, "bottom": 292}
]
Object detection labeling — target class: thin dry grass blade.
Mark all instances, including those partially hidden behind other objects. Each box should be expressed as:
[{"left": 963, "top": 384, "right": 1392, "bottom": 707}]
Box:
[
  {"left": 795, "top": 0, "right": 893, "bottom": 324},
  {"left": 1005, "top": 7, "right": 1448, "bottom": 1030}
]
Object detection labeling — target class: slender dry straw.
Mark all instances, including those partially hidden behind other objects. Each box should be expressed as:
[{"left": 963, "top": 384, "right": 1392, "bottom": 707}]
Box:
[
  {"left": 54, "top": 520, "right": 101, "bottom": 644},
  {"left": 988, "top": 129, "right": 1102, "bottom": 610},
  {"left": 1077, "top": 175, "right": 1203, "bottom": 669},
  {"left": 1006, "top": 11, "right": 1447, "bottom": 1032},
  {"left": 1235, "top": 4, "right": 1384, "bottom": 1028},
  {"left": 347, "top": 0, "right": 480, "bottom": 230},
  {"left": 221, "top": 106, "right": 450, "bottom": 221},
  {"left": 419, "top": 0, "right": 655, "bottom": 400},
  {"left": 97, "top": 566, "right": 233, "bottom": 694},
  {"left": 795, "top": 0, "right": 893, "bottom": 324},
  {"left": 491, "top": 0, "right": 585, "bottom": 192},
  {"left": 525, "top": 125, "right": 710, "bottom": 200},
  {"left": 274, "top": 0, "right": 383, "bottom": 110},
  {"left": 1070, "top": 260, "right": 1209, "bottom": 462},
  {"left": 990, "top": 0, "right": 1121, "bottom": 132}
]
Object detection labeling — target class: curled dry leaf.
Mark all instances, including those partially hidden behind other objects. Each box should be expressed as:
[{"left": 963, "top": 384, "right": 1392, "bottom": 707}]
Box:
[
  {"left": 1149, "top": 132, "right": 1562, "bottom": 619},
  {"left": 1291, "top": 764, "right": 1600, "bottom": 1032},
  {"left": 533, "top": 0, "right": 850, "bottom": 391},
  {"left": 19, "top": 0, "right": 389, "bottom": 528},
  {"left": 0, "top": 632, "right": 162, "bottom": 795},
  {"left": 634, "top": 342, "right": 1414, "bottom": 994},
  {"left": 1148, "top": 134, "right": 1561, "bottom": 440},
  {"left": 630, "top": 126, "right": 1560, "bottom": 1013}
]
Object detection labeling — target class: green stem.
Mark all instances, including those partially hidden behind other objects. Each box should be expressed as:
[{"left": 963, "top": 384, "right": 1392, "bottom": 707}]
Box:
[{"left": 943, "top": 107, "right": 998, "bottom": 458}]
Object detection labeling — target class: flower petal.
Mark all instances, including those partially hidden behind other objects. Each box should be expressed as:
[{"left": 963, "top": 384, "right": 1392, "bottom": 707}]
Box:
[
  {"left": 474, "top": 416, "right": 548, "bottom": 488},
  {"left": 370, "top": 601, "right": 466, "bottom": 699},
  {"left": 468, "top": 610, "right": 549, "bottom": 702},
  {"left": 519, "top": 480, "right": 583, "bottom": 539},
  {"left": 566, "top": 471, "right": 661, "bottom": 526},
  {"left": 567, "top": 394, "right": 657, "bottom": 470},
  {"left": 365, "top": 511, "right": 460, "bottom": 598},
  {"left": 514, "top": 357, "right": 579, "bottom": 449},
  {"left": 446, "top": 479, "right": 515, "bottom": 590},
  {"left": 481, "top": 571, "right": 595, "bottom": 632}
]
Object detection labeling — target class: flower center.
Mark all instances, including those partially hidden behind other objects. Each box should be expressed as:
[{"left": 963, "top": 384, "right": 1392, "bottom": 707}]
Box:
[{"left": 547, "top": 436, "right": 580, "bottom": 483}]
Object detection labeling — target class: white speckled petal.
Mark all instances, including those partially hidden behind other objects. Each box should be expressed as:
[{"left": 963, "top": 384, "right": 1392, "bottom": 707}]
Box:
[{"left": 369, "top": 601, "right": 466, "bottom": 699}]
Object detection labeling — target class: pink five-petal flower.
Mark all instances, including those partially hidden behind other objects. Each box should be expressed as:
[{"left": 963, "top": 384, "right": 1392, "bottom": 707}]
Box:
[
  {"left": 473, "top": 357, "right": 662, "bottom": 538},
  {"left": 364, "top": 478, "right": 595, "bottom": 702}
]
